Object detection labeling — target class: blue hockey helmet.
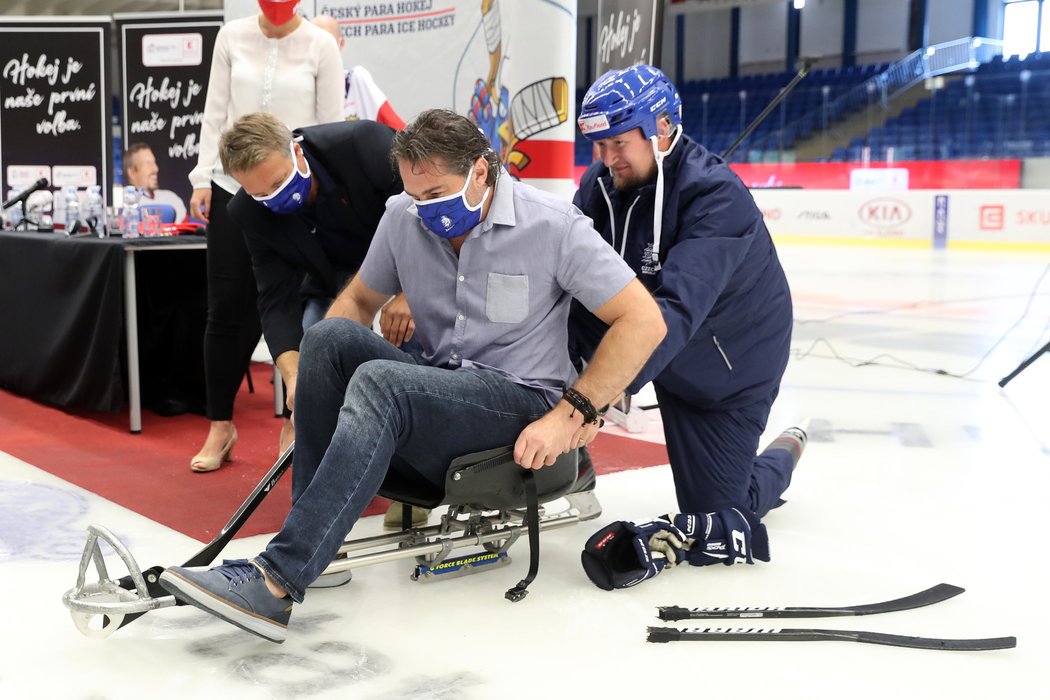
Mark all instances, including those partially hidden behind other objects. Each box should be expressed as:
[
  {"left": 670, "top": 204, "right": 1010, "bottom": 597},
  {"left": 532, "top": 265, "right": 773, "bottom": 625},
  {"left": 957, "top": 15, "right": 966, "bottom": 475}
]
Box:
[{"left": 578, "top": 65, "right": 682, "bottom": 141}]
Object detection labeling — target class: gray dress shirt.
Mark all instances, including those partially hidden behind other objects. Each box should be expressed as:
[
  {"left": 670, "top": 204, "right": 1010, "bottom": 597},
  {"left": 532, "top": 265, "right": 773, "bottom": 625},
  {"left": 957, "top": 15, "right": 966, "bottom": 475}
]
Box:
[{"left": 357, "top": 172, "right": 636, "bottom": 406}]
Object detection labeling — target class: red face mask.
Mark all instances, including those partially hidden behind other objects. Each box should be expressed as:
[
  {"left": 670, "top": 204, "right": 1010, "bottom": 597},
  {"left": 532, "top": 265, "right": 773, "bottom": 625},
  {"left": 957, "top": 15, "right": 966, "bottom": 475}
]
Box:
[{"left": 258, "top": 0, "right": 299, "bottom": 26}]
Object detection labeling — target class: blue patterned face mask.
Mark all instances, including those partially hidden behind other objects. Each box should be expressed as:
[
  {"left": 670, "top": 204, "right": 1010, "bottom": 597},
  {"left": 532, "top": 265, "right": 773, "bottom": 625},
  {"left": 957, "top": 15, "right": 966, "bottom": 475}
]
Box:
[
  {"left": 411, "top": 174, "right": 488, "bottom": 239},
  {"left": 252, "top": 141, "right": 312, "bottom": 214}
]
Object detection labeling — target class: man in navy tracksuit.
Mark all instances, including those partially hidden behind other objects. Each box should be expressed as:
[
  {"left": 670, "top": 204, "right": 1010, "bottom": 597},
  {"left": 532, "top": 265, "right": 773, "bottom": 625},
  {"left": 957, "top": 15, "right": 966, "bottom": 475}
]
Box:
[{"left": 573, "top": 66, "right": 808, "bottom": 590}]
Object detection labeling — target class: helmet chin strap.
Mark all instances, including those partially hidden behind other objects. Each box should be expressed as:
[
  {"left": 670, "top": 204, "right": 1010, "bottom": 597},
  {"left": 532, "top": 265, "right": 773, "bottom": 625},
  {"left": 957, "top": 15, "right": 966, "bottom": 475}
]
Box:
[{"left": 648, "top": 124, "right": 683, "bottom": 272}]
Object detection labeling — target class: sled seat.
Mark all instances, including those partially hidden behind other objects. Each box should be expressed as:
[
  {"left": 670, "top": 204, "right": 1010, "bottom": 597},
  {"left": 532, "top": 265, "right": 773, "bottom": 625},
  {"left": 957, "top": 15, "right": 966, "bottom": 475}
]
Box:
[
  {"left": 381, "top": 445, "right": 579, "bottom": 522},
  {"left": 331, "top": 446, "right": 586, "bottom": 601}
]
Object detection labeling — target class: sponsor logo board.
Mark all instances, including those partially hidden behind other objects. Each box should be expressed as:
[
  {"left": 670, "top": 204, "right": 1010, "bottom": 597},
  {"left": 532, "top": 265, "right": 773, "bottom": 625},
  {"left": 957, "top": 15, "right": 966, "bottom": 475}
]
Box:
[
  {"left": 979, "top": 205, "right": 1004, "bottom": 231},
  {"left": 858, "top": 197, "right": 912, "bottom": 231}
]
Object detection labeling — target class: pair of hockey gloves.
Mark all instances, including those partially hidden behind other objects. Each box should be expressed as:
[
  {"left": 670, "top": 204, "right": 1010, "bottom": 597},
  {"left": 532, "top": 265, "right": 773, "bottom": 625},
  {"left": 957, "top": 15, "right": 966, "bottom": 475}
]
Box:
[{"left": 581, "top": 508, "right": 770, "bottom": 590}]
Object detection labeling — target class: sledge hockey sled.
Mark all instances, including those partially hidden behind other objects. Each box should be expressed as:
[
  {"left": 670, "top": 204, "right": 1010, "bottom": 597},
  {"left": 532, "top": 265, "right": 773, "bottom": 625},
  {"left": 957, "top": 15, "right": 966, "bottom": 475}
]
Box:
[{"left": 63, "top": 444, "right": 600, "bottom": 638}]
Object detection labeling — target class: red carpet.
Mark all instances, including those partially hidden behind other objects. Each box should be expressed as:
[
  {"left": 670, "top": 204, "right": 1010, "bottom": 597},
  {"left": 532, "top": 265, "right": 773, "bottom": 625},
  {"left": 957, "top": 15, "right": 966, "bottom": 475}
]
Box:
[{"left": 0, "top": 362, "right": 669, "bottom": 543}]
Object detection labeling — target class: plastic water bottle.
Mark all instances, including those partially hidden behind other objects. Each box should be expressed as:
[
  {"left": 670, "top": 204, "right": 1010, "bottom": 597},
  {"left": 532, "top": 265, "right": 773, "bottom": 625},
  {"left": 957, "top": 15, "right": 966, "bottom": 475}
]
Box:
[
  {"left": 122, "top": 186, "right": 140, "bottom": 239},
  {"left": 86, "top": 185, "right": 106, "bottom": 237},
  {"left": 5, "top": 188, "right": 22, "bottom": 229},
  {"left": 52, "top": 189, "right": 65, "bottom": 228},
  {"left": 63, "top": 186, "right": 80, "bottom": 234}
]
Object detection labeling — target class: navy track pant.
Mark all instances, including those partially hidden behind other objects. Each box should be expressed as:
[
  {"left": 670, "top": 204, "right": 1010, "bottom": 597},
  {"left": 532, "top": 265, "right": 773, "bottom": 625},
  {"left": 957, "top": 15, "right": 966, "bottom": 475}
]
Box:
[{"left": 654, "top": 382, "right": 794, "bottom": 519}]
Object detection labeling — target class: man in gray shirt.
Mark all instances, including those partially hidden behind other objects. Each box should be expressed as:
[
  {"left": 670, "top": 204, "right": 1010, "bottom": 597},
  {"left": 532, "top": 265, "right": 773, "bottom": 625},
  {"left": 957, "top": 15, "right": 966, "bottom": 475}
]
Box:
[{"left": 159, "top": 109, "right": 666, "bottom": 643}]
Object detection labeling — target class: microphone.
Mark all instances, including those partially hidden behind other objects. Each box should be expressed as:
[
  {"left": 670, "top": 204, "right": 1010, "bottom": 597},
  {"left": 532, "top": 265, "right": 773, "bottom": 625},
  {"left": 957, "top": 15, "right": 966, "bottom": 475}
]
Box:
[{"left": 2, "top": 177, "right": 50, "bottom": 210}]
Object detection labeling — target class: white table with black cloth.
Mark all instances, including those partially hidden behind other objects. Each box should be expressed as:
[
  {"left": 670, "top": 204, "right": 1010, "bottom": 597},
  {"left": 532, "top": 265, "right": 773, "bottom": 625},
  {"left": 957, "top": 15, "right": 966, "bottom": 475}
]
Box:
[{"left": 0, "top": 231, "right": 208, "bottom": 432}]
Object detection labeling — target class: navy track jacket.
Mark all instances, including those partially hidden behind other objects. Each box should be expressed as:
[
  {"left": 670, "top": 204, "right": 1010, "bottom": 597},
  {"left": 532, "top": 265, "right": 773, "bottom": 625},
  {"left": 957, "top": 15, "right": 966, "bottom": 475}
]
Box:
[{"left": 572, "top": 134, "right": 793, "bottom": 410}]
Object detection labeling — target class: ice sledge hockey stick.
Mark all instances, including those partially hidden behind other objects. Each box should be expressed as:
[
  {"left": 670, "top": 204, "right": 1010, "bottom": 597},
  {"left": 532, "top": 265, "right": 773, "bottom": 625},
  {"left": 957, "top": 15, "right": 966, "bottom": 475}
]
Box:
[
  {"left": 658, "top": 583, "right": 964, "bottom": 621},
  {"left": 720, "top": 58, "right": 812, "bottom": 161},
  {"left": 111, "top": 445, "right": 295, "bottom": 629},
  {"left": 646, "top": 626, "right": 1016, "bottom": 651},
  {"left": 180, "top": 444, "right": 294, "bottom": 567}
]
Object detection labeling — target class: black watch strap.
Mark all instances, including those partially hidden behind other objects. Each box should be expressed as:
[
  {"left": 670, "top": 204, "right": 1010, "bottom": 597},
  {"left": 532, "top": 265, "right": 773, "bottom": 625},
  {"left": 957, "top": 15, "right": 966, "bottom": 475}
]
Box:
[{"left": 562, "top": 387, "right": 601, "bottom": 425}]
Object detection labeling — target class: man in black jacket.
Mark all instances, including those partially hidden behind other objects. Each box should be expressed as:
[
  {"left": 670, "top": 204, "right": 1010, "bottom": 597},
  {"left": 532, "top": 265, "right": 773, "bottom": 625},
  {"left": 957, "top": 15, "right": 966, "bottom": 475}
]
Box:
[{"left": 219, "top": 112, "right": 411, "bottom": 459}]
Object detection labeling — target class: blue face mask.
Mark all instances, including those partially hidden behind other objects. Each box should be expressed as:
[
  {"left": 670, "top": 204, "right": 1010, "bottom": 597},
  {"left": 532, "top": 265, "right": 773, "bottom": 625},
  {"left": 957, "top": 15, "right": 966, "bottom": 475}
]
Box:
[
  {"left": 411, "top": 174, "right": 488, "bottom": 239},
  {"left": 252, "top": 141, "right": 312, "bottom": 214}
]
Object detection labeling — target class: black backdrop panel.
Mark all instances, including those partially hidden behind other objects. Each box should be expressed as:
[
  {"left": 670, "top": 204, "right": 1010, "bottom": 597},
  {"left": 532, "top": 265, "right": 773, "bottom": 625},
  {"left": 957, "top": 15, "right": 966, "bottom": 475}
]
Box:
[
  {"left": 595, "top": 0, "right": 665, "bottom": 74},
  {"left": 117, "top": 12, "right": 223, "bottom": 208},
  {"left": 0, "top": 18, "right": 112, "bottom": 204}
]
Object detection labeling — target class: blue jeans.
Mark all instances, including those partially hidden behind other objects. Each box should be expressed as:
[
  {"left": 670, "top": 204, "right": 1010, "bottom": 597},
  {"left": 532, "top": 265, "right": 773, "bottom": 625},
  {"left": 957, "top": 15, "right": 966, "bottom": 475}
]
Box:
[
  {"left": 301, "top": 268, "right": 355, "bottom": 332},
  {"left": 303, "top": 292, "right": 423, "bottom": 355},
  {"left": 255, "top": 318, "right": 552, "bottom": 602},
  {"left": 300, "top": 296, "right": 331, "bottom": 332}
]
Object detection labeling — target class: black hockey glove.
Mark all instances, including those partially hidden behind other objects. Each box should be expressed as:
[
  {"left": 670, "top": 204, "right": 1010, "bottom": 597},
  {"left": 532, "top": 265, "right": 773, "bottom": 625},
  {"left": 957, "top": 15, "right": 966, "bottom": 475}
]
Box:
[
  {"left": 581, "top": 508, "right": 770, "bottom": 590},
  {"left": 581, "top": 518, "right": 687, "bottom": 590},
  {"left": 663, "top": 509, "right": 771, "bottom": 566}
]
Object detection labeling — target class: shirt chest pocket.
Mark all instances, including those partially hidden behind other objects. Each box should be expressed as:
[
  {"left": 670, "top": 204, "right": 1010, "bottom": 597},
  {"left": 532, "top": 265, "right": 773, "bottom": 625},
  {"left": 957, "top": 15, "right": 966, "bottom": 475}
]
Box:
[{"left": 486, "top": 273, "right": 530, "bottom": 323}]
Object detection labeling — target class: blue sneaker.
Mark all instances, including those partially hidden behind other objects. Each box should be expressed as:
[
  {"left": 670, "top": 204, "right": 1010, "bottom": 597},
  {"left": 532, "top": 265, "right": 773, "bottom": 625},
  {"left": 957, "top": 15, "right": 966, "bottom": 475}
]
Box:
[{"left": 159, "top": 559, "right": 292, "bottom": 643}]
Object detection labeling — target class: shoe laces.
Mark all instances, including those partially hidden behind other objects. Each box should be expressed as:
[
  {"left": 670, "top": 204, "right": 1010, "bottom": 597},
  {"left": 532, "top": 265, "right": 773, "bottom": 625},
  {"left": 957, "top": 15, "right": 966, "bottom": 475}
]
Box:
[{"left": 216, "top": 559, "right": 262, "bottom": 585}]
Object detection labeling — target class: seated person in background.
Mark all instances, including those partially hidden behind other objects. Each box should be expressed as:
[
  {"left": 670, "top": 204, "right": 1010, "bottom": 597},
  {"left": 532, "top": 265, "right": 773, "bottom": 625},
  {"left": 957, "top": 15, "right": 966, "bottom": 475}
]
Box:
[
  {"left": 123, "top": 143, "right": 188, "bottom": 222},
  {"left": 311, "top": 14, "right": 405, "bottom": 129},
  {"left": 158, "top": 108, "right": 667, "bottom": 643},
  {"left": 218, "top": 112, "right": 409, "bottom": 464}
]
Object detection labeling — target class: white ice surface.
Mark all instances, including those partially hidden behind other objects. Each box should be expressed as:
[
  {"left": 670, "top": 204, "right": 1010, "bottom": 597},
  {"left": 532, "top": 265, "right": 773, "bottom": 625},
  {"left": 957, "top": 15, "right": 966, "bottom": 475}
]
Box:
[{"left": 3, "top": 245, "right": 1049, "bottom": 699}]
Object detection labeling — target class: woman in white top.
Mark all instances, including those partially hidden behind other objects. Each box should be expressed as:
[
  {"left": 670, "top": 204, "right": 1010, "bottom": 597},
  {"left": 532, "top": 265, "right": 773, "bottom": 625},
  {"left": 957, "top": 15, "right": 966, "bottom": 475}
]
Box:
[{"left": 189, "top": 0, "right": 343, "bottom": 473}]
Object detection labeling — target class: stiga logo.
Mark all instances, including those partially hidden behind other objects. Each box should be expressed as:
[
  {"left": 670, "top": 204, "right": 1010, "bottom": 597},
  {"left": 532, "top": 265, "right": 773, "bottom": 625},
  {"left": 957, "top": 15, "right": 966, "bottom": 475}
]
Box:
[
  {"left": 859, "top": 198, "right": 911, "bottom": 228},
  {"left": 797, "top": 210, "right": 830, "bottom": 220}
]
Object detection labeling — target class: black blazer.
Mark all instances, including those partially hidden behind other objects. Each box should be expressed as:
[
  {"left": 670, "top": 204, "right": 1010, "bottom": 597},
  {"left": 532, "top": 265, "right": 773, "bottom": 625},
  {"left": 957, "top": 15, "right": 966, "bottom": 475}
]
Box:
[{"left": 228, "top": 119, "right": 402, "bottom": 361}]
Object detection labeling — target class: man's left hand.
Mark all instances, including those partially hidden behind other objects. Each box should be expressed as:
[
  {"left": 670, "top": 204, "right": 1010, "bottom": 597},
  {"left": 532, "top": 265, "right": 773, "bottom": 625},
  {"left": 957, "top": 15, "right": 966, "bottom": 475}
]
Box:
[{"left": 380, "top": 293, "right": 415, "bottom": 347}]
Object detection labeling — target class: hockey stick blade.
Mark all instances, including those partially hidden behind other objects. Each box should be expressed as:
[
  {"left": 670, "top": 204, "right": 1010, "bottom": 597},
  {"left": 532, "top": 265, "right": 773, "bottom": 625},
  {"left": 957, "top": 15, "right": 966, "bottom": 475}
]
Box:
[
  {"left": 647, "top": 626, "right": 1016, "bottom": 651},
  {"left": 112, "top": 446, "right": 294, "bottom": 629},
  {"left": 658, "top": 583, "right": 965, "bottom": 621}
]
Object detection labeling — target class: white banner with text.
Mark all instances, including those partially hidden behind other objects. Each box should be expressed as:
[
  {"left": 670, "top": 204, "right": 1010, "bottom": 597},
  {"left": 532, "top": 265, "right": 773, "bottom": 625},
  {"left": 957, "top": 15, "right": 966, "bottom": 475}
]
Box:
[
  {"left": 751, "top": 189, "right": 1050, "bottom": 249},
  {"left": 226, "top": 0, "right": 578, "bottom": 196}
]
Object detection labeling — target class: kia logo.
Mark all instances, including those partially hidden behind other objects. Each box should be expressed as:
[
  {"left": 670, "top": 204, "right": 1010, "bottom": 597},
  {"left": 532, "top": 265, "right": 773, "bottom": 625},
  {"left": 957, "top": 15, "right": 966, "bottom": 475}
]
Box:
[{"left": 858, "top": 198, "right": 912, "bottom": 228}]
